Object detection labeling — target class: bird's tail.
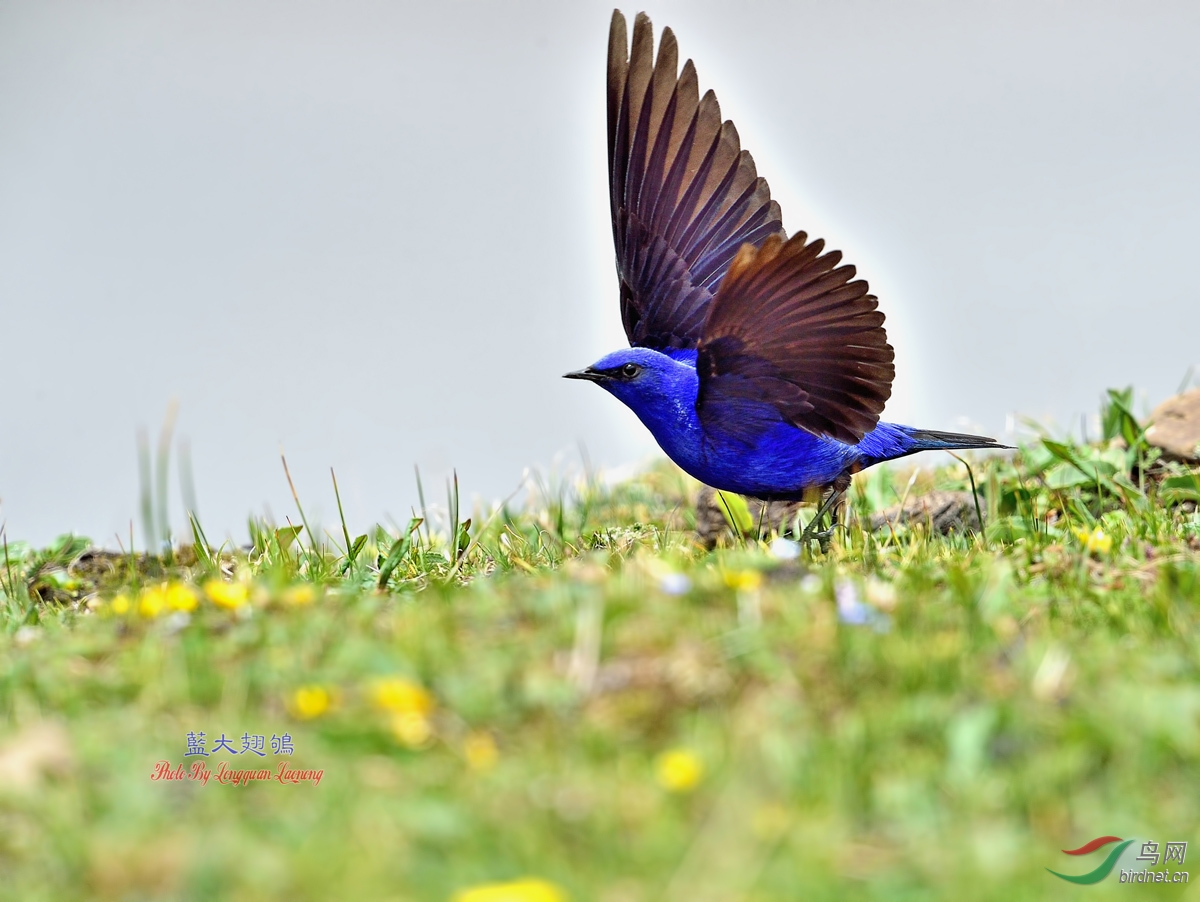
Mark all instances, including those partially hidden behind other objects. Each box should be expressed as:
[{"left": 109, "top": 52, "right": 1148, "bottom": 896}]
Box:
[
  {"left": 856, "top": 423, "right": 1011, "bottom": 469},
  {"left": 901, "top": 427, "right": 1011, "bottom": 452}
]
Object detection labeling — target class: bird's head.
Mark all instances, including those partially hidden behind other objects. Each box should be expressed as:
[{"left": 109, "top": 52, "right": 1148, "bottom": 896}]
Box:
[{"left": 563, "top": 347, "right": 697, "bottom": 419}]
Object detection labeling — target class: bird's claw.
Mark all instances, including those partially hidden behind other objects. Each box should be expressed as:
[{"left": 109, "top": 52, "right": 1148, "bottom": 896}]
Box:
[
  {"left": 814, "top": 528, "right": 834, "bottom": 554},
  {"left": 796, "top": 518, "right": 835, "bottom": 554}
]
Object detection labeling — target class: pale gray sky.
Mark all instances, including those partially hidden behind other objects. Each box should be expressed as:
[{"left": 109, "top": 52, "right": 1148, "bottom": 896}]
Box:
[{"left": 2, "top": 1, "right": 1198, "bottom": 545}]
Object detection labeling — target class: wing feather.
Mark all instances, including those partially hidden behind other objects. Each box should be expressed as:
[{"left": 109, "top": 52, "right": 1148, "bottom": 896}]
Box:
[
  {"left": 697, "top": 233, "right": 896, "bottom": 444},
  {"left": 608, "top": 11, "right": 784, "bottom": 349}
]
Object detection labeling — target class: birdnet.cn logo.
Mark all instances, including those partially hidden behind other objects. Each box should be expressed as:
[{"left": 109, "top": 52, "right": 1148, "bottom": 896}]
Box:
[{"left": 1048, "top": 836, "right": 1189, "bottom": 885}]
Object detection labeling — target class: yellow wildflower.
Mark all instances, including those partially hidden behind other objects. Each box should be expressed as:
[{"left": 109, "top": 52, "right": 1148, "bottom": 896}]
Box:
[
  {"left": 1072, "top": 525, "right": 1113, "bottom": 555},
  {"left": 452, "top": 878, "right": 567, "bottom": 902},
  {"left": 165, "top": 582, "right": 198, "bottom": 611},
  {"left": 108, "top": 594, "right": 131, "bottom": 616},
  {"left": 369, "top": 677, "right": 434, "bottom": 715},
  {"left": 205, "top": 579, "right": 249, "bottom": 609},
  {"left": 655, "top": 748, "right": 704, "bottom": 793},
  {"left": 290, "top": 685, "right": 332, "bottom": 720},
  {"left": 281, "top": 584, "right": 316, "bottom": 606},
  {"left": 138, "top": 584, "right": 168, "bottom": 618},
  {"left": 463, "top": 731, "right": 499, "bottom": 772},
  {"left": 722, "top": 569, "right": 763, "bottom": 592},
  {"left": 391, "top": 711, "right": 434, "bottom": 748}
]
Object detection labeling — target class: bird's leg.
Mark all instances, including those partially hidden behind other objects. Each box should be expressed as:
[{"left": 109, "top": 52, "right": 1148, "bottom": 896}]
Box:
[
  {"left": 798, "top": 472, "right": 852, "bottom": 553},
  {"left": 827, "top": 471, "right": 854, "bottom": 529},
  {"left": 798, "top": 489, "right": 843, "bottom": 552}
]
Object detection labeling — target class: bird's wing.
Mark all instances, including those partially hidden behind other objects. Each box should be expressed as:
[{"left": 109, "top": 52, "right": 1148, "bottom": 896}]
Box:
[
  {"left": 696, "top": 233, "right": 896, "bottom": 445},
  {"left": 608, "top": 11, "right": 784, "bottom": 350}
]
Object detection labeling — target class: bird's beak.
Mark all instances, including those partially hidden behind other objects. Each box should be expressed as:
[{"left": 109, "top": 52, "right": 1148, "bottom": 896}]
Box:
[{"left": 563, "top": 367, "right": 605, "bottom": 383}]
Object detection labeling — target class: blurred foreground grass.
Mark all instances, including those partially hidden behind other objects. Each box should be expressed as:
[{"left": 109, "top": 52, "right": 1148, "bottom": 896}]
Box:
[{"left": 2, "top": 391, "right": 1200, "bottom": 900}]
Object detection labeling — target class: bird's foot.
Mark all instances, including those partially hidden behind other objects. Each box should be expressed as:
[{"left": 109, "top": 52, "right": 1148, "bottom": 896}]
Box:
[
  {"left": 797, "top": 518, "right": 835, "bottom": 554},
  {"left": 796, "top": 483, "right": 846, "bottom": 554},
  {"left": 814, "top": 527, "right": 835, "bottom": 554},
  {"left": 798, "top": 525, "right": 836, "bottom": 554}
]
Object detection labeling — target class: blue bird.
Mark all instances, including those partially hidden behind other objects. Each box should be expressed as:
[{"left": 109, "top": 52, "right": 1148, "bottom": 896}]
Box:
[{"left": 566, "top": 11, "right": 1006, "bottom": 531}]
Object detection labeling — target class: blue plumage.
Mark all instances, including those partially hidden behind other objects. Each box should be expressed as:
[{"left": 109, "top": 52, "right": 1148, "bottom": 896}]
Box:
[
  {"left": 567, "top": 348, "right": 1000, "bottom": 501},
  {"left": 567, "top": 12, "right": 1006, "bottom": 507}
]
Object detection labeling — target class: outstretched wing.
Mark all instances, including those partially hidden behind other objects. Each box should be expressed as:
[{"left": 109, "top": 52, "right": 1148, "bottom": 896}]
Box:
[
  {"left": 696, "top": 233, "right": 896, "bottom": 445},
  {"left": 608, "top": 10, "right": 784, "bottom": 350}
]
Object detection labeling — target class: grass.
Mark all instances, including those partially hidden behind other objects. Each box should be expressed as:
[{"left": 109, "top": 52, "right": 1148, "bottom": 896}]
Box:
[{"left": 1, "top": 389, "right": 1200, "bottom": 900}]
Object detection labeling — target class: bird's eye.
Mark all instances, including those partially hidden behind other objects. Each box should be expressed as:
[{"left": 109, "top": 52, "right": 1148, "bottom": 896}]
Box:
[{"left": 621, "top": 362, "right": 641, "bottom": 379}]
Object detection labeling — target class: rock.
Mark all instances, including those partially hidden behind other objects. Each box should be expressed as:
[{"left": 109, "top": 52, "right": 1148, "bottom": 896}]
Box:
[
  {"left": 695, "top": 485, "right": 983, "bottom": 547},
  {"left": 1145, "top": 388, "right": 1200, "bottom": 463},
  {"left": 869, "top": 490, "right": 982, "bottom": 534}
]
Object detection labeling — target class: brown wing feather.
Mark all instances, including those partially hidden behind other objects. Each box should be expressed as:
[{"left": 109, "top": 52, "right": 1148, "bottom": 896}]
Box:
[
  {"left": 608, "top": 11, "right": 784, "bottom": 350},
  {"left": 698, "top": 233, "right": 896, "bottom": 443}
]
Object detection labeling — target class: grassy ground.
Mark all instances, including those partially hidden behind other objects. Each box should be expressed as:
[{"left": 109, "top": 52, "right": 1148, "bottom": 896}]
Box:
[{"left": 2, "top": 390, "right": 1200, "bottom": 901}]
